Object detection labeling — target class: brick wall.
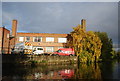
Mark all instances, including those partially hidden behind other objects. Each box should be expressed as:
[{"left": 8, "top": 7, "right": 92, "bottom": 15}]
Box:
[
  {"left": 16, "top": 32, "right": 69, "bottom": 52},
  {"left": 2, "top": 54, "right": 77, "bottom": 65},
  {"left": 0, "top": 27, "right": 3, "bottom": 54},
  {"left": 0, "top": 27, "right": 10, "bottom": 54},
  {"left": 12, "top": 20, "right": 17, "bottom": 37},
  {"left": 10, "top": 20, "right": 17, "bottom": 50}
]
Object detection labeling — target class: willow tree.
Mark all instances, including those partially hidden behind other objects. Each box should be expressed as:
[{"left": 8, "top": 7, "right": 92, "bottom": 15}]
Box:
[
  {"left": 67, "top": 24, "right": 102, "bottom": 63},
  {"left": 70, "top": 24, "right": 86, "bottom": 56}
]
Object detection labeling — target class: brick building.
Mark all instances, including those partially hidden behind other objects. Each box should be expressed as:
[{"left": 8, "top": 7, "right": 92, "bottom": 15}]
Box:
[
  {"left": 0, "top": 19, "right": 86, "bottom": 54},
  {"left": 16, "top": 32, "right": 68, "bottom": 53},
  {"left": 15, "top": 19, "right": 86, "bottom": 53},
  {"left": 9, "top": 20, "right": 18, "bottom": 51},
  {"left": 0, "top": 27, "right": 10, "bottom": 54}
]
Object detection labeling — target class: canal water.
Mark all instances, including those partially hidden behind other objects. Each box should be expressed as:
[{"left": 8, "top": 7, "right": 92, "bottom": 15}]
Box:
[{"left": 2, "top": 60, "right": 120, "bottom": 80}]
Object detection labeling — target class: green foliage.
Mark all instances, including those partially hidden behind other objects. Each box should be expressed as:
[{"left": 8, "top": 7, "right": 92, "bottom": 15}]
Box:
[
  {"left": 116, "top": 50, "right": 120, "bottom": 59},
  {"left": 117, "top": 52, "right": 120, "bottom": 59},
  {"left": 40, "top": 60, "right": 47, "bottom": 63},
  {"left": 68, "top": 24, "right": 102, "bottom": 63},
  {"left": 29, "top": 60, "right": 38, "bottom": 63},
  {"left": 79, "top": 51, "right": 94, "bottom": 63},
  {"left": 95, "top": 32, "right": 115, "bottom": 60},
  {"left": 70, "top": 60, "right": 75, "bottom": 64},
  {"left": 68, "top": 24, "right": 115, "bottom": 62},
  {"left": 28, "top": 60, "right": 38, "bottom": 65}
]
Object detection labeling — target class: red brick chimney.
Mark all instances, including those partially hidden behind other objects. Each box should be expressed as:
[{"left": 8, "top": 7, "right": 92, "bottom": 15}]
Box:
[
  {"left": 12, "top": 20, "right": 17, "bottom": 37},
  {"left": 81, "top": 19, "right": 86, "bottom": 31}
]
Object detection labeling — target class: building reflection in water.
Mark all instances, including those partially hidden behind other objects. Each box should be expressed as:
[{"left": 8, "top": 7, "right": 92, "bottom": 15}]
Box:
[
  {"left": 25, "top": 69, "right": 74, "bottom": 79},
  {"left": 3, "top": 60, "right": 119, "bottom": 80},
  {"left": 23, "top": 63, "right": 101, "bottom": 79}
]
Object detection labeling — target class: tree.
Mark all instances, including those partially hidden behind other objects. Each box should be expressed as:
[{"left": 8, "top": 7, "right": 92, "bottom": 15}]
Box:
[
  {"left": 67, "top": 25, "right": 102, "bottom": 63},
  {"left": 95, "top": 32, "right": 115, "bottom": 60}
]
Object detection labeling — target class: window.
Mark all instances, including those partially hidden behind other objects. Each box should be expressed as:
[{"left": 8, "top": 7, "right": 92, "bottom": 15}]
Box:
[
  {"left": 46, "top": 37, "right": 54, "bottom": 42},
  {"left": 7, "top": 34, "right": 9, "bottom": 38},
  {"left": 46, "top": 47, "right": 54, "bottom": 52},
  {"left": 26, "top": 36, "right": 30, "bottom": 42},
  {"left": 58, "top": 38, "right": 67, "bottom": 43},
  {"left": 33, "top": 37, "right": 42, "bottom": 42},
  {"left": 19, "top": 37, "right": 24, "bottom": 42}
]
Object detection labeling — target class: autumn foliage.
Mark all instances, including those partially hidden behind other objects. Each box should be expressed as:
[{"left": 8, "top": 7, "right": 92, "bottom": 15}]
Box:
[{"left": 67, "top": 24, "right": 102, "bottom": 63}]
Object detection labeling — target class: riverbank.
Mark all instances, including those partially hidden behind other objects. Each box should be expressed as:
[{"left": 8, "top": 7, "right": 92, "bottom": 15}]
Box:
[
  {"left": 2, "top": 54, "right": 77, "bottom": 65},
  {"left": 3, "top": 60, "right": 120, "bottom": 80}
]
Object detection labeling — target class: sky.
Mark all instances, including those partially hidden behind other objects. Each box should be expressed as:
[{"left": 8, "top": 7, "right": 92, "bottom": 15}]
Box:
[
  {"left": 1, "top": 0, "right": 120, "bottom": 2},
  {"left": 0, "top": 0, "right": 2, "bottom": 26},
  {"left": 1, "top": 2, "right": 119, "bottom": 45}
]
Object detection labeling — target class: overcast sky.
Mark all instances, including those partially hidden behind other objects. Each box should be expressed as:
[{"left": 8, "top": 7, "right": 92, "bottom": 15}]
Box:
[{"left": 1, "top": 2, "right": 119, "bottom": 44}]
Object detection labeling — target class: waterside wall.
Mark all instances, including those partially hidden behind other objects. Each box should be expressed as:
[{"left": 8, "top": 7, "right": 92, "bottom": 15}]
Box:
[{"left": 2, "top": 55, "right": 77, "bottom": 65}]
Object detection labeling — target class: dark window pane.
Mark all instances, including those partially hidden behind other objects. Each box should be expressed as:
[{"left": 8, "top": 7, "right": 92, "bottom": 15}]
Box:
[
  {"left": 38, "top": 39, "right": 41, "bottom": 42},
  {"left": 34, "top": 37, "right": 42, "bottom": 42},
  {"left": 26, "top": 36, "right": 30, "bottom": 41}
]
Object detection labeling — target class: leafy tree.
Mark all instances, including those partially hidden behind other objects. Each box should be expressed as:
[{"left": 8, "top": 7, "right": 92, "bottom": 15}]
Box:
[
  {"left": 116, "top": 50, "right": 120, "bottom": 59},
  {"left": 67, "top": 24, "right": 102, "bottom": 63},
  {"left": 95, "top": 32, "right": 115, "bottom": 60}
]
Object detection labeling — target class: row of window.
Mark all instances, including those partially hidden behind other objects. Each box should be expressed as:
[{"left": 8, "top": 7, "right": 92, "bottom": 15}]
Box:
[
  {"left": 19, "top": 36, "right": 67, "bottom": 43},
  {"left": 34, "top": 47, "right": 63, "bottom": 52},
  {"left": 14, "top": 46, "right": 63, "bottom": 53}
]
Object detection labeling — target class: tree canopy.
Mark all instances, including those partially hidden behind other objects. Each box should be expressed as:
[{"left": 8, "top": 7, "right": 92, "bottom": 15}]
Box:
[
  {"left": 67, "top": 24, "right": 102, "bottom": 63},
  {"left": 95, "top": 32, "right": 115, "bottom": 60}
]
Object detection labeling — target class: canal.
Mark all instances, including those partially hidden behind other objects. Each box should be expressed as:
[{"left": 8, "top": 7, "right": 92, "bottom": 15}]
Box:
[{"left": 2, "top": 60, "right": 120, "bottom": 80}]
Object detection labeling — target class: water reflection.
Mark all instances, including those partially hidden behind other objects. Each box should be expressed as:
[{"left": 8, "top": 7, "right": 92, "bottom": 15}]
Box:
[
  {"left": 99, "top": 60, "right": 120, "bottom": 79},
  {"left": 26, "top": 69, "right": 74, "bottom": 79},
  {"left": 59, "top": 69, "right": 74, "bottom": 79},
  {"left": 74, "top": 63, "right": 101, "bottom": 79},
  {"left": 2, "top": 60, "right": 120, "bottom": 80},
  {"left": 22, "top": 65, "right": 76, "bottom": 79}
]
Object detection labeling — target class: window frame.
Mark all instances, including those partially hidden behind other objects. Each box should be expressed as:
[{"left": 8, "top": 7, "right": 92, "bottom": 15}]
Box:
[
  {"left": 25, "top": 36, "right": 30, "bottom": 42},
  {"left": 19, "top": 37, "right": 24, "bottom": 42},
  {"left": 46, "top": 37, "right": 54, "bottom": 42},
  {"left": 45, "top": 47, "right": 54, "bottom": 52},
  {"left": 33, "top": 36, "right": 42, "bottom": 42},
  {"left": 58, "top": 38, "right": 67, "bottom": 43}
]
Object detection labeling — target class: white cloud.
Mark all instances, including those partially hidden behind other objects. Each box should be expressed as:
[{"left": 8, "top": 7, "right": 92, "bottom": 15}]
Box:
[{"left": 2, "top": 2, "right": 118, "bottom": 44}]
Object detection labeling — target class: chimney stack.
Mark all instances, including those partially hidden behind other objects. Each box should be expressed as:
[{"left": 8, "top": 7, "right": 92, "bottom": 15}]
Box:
[
  {"left": 12, "top": 20, "right": 17, "bottom": 37},
  {"left": 81, "top": 19, "right": 86, "bottom": 31}
]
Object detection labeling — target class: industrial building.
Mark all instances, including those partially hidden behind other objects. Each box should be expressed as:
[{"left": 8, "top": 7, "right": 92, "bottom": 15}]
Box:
[
  {"left": 0, "top": 19, "right": 86, "bottom": 54},
  {"left": 0, "top": 27, "right": 10, "bottom": 54}
]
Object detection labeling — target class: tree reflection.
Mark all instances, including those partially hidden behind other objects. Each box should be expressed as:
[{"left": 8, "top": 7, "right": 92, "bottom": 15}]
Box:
[
  {"left": 74, "top": 63, "right": 102, "bottom": 79},
  {"left": 3, "top": 60, "right": 118, "bottom": 80},
  {"left": 99, "top": 60, "right": 116, "bottom": 79}
]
